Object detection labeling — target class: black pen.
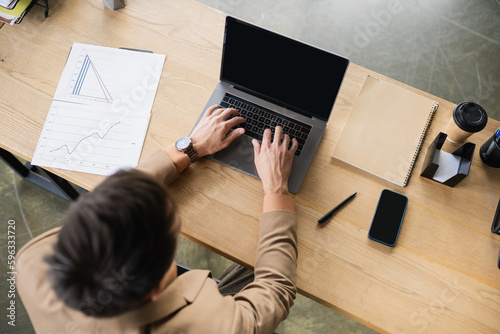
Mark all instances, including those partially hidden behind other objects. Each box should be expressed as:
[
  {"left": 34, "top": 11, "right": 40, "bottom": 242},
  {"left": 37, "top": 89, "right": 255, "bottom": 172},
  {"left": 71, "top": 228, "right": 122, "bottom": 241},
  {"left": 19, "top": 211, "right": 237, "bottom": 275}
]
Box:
[{"left": 318, "top": 192, "right": 357, "bottom": 224}]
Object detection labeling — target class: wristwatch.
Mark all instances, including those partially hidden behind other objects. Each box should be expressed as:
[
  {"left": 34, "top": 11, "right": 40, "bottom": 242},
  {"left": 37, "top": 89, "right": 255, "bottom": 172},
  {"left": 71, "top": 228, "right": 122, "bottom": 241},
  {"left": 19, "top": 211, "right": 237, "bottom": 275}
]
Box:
[{"left": 175, "top": 137, "right": 198, "bottom": 163}]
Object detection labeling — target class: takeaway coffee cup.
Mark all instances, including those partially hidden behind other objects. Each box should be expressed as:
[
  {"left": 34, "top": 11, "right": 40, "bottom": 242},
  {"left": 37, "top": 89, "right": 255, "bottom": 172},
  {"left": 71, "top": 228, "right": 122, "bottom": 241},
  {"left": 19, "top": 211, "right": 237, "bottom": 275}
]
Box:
[
  {"left": 445, "top": 102, "right": 488, "bottom": 144},
  {"left": 480, "top": 128, "right": 500, "bottom": 168}
]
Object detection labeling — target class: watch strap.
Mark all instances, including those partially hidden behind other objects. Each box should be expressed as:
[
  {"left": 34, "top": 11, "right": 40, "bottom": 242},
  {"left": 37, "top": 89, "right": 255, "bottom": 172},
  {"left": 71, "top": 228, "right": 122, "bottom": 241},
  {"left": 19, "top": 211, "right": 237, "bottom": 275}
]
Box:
[{"left": 185, "top": 144, "right": 198, "bottom": 163}]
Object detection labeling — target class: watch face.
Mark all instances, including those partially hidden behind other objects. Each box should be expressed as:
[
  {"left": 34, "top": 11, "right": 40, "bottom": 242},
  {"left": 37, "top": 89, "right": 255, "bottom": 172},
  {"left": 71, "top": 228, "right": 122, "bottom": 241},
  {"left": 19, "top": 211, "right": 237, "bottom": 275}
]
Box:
[{"left": 176, "top": 137, "right": 191, "bottom": 150}]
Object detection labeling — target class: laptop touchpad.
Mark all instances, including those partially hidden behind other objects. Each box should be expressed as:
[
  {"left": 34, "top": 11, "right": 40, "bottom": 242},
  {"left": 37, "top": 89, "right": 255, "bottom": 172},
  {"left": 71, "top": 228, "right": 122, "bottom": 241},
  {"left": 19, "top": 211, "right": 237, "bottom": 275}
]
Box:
[{"left": 212, "top": 135, "right": 258, "bottom": 177}]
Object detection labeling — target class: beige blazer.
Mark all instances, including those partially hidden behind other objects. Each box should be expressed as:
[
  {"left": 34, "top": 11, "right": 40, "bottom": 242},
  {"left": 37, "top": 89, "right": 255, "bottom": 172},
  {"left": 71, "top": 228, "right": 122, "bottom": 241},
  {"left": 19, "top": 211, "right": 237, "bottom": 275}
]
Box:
[{"left": 17, "top": 150, "right": 298, "bottom": 334}]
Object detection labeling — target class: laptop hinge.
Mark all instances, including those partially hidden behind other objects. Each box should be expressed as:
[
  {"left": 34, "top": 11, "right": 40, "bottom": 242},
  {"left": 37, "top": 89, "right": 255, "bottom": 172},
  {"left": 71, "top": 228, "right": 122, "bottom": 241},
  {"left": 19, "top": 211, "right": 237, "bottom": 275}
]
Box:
[
  {"left": 228, "top": 84, "right": 234, "bottom": 88},
  {"left": 311, "top": 117, "right": 320, "bottom": 121}
]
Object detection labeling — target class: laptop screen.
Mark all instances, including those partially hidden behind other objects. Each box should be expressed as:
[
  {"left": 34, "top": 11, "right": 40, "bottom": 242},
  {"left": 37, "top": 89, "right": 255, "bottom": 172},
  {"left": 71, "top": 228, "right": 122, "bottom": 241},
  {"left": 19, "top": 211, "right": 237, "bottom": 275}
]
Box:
[{"left": 220, "top": 16, "right": 349, "bottom": 122}]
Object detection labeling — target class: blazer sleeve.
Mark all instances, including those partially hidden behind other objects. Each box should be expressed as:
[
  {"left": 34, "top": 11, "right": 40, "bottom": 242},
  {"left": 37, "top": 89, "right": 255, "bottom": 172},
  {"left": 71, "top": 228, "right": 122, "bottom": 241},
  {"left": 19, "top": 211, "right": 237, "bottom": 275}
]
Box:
[
  {"left": 135, "top": 149, "right": 180, "bottom": 186},
  {"left": 231, "top": 209, "right": 298, "bottom": 334}
]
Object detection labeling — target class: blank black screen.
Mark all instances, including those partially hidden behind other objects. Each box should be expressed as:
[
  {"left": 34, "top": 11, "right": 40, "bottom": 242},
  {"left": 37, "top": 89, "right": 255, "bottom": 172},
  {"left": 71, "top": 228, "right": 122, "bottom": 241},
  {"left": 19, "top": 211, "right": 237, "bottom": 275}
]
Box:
[
  {"left": 221, "top": 17, "right": 349, "bottom": 121},
  {"left": 369, "top": 190, "right": 408, "bottom": 246}
]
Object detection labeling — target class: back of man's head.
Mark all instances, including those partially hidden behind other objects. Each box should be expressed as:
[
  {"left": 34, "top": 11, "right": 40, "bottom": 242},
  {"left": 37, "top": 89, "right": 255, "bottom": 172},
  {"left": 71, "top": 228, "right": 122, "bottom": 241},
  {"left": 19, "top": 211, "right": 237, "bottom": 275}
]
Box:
[{"left": 45, "top": 169, "right": 178, "bottom": 318}]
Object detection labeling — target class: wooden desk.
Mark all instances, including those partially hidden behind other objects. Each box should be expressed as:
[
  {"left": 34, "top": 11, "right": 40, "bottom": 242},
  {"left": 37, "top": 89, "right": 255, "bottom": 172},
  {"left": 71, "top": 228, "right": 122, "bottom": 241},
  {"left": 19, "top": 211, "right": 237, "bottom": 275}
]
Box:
[{"left": 1, "top": 0, "right": 499, "bottom": 332}]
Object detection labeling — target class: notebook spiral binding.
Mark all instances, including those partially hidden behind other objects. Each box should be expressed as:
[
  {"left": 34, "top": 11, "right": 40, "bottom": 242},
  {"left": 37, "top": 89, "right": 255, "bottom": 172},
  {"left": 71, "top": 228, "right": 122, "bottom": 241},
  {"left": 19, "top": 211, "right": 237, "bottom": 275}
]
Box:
[{"left": 404, "top": 101, "right": 439, "bottom": 186}]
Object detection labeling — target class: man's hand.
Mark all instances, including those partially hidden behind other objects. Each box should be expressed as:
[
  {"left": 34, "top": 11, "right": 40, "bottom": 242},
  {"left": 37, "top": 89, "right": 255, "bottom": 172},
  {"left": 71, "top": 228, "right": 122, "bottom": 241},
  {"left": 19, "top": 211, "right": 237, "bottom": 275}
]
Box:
[
  {"left": 190, "top": 105, "right": 246, "bottom": 158},
  {"left": 253, "top": 126, "right": 298, "bottom": 195}
]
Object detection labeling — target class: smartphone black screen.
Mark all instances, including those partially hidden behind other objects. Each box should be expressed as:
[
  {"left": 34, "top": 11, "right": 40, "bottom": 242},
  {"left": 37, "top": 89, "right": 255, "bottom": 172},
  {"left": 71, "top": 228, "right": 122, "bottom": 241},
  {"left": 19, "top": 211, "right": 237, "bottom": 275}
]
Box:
[{"left": 368, "top": 189, "right": 408, "bottom": 247}]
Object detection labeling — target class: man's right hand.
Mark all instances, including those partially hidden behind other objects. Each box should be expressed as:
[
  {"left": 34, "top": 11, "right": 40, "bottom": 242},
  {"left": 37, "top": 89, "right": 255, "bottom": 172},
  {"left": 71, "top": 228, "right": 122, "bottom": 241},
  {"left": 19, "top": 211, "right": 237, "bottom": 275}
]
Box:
[{"left": 252, "top": 126, "right": 298, "bottom": 195}]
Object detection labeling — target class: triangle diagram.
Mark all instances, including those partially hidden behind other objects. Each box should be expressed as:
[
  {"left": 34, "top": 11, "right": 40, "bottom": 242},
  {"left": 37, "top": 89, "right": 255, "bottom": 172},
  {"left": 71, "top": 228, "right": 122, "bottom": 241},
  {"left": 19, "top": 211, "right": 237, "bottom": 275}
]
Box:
[{"left": 72, "top": 55, "right": 113, "bottom": 102}]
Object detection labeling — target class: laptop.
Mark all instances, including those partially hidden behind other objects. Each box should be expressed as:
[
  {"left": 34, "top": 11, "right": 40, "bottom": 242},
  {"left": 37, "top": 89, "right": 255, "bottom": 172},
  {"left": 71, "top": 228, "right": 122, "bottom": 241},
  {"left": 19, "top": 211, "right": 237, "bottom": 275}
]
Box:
[{"left": 192, "top": 16, "right": 349, "bottom": 193}]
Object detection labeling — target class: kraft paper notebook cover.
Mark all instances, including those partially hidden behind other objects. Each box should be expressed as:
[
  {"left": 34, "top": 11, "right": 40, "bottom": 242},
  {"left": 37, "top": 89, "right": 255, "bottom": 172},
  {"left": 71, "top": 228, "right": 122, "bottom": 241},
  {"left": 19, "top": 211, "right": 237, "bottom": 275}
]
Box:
[{"left": 332, "top": 75, "right": 438, "bottom": 186}]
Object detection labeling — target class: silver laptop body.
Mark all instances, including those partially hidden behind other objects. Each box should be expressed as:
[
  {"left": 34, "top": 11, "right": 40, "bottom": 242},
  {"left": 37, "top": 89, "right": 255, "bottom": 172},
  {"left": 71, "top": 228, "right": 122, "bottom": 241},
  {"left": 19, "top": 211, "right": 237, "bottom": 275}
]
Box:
[{"left": 192, "top": 16, "right": 349, "bottom": 193}]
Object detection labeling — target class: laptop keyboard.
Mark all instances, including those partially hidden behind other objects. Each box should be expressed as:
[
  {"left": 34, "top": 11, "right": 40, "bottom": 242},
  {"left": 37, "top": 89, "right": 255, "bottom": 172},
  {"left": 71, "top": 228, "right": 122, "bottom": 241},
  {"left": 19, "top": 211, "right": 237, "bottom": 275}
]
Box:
[{"left": 219, "top": 93, "right": 311, "bottom": 156}]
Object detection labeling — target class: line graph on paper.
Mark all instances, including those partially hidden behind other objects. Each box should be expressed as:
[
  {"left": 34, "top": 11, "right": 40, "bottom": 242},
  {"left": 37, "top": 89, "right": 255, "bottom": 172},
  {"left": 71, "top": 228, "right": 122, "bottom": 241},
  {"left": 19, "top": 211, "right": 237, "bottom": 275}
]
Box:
[
  {"left": 49, "top": 120, "right": 121, "bottom": 155},
  {"left": 32, "top": 103, "right": 151, "bottom": 176}
]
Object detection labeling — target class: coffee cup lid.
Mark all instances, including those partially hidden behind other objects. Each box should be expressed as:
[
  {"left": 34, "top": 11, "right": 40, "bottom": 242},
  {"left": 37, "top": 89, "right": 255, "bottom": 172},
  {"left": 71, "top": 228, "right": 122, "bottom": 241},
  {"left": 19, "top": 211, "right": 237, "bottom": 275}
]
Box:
[{"left": 453, "top": 102, "right": 488, "bottom": 133}]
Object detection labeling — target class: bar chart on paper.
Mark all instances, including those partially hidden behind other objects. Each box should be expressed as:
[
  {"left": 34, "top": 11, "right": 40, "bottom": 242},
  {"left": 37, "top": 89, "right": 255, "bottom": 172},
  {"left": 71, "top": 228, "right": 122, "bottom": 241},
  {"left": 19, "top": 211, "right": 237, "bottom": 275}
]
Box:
[
  {"left": 54, "top": 43, "right": 165, "bottom": 112},
  {"left": 68, "top": 53, "right": 114, "bottom": 104},
  {"left": 32, "top": 43, "right": 166, "bottom": 175},
  {"left": 32, "top": 104, "right": 151, "bottom": 175}
]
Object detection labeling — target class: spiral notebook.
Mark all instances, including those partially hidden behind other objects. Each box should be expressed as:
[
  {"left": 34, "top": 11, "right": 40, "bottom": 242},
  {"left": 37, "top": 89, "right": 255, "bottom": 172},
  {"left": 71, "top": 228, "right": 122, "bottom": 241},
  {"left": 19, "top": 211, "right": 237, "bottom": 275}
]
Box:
[{"left": 332, "top": 75, "right": 438, "bottom": 186}]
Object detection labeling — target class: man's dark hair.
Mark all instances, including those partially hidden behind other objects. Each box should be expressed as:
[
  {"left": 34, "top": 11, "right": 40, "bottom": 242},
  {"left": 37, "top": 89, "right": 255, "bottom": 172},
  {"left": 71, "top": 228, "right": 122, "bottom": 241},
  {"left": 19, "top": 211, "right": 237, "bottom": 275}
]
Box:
[{"left": 45, "top": 169, "right": 178, "bottom": 318}]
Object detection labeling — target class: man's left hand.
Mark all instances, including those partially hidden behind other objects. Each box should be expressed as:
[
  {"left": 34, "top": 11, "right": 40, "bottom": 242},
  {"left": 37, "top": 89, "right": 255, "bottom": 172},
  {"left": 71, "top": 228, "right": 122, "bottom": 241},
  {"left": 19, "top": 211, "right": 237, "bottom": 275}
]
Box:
[{"left": 190, "top": 105, "right": 246, "bottom": 157}]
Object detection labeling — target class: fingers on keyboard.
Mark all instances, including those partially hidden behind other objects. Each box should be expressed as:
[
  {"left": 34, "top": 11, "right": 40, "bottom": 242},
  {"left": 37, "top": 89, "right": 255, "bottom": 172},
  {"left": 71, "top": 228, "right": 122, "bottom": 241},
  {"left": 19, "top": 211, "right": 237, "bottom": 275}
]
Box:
[{"left": 221, "top": 94, "right": 309, "bottom": 156}]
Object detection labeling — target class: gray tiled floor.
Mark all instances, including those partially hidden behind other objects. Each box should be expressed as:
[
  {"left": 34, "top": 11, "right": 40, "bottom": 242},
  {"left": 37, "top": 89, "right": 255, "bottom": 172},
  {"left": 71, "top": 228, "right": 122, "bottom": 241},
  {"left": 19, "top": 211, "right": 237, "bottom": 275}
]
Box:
[
  {"left": 1, "top": 0, "right": 499, "bottom": 333},
  {"left": 198, "top": 0, "right": 500, "bottom": 122}
]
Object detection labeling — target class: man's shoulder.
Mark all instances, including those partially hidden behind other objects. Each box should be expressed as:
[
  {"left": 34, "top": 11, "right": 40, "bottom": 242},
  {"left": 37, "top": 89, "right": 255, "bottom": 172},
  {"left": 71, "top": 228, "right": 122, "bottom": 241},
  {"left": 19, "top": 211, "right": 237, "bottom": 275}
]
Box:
[
  {"left": 148, "top": 270, "right": 238, "bottom": 333},
  {"left": 16, "top": 227, "right": 60, "bottom": 296},
  {"left": 170, "top": 269, "right": 214, "bottom": 302},
  {"left": 17, "top": 227, "right": 60, "bottom": 264}
]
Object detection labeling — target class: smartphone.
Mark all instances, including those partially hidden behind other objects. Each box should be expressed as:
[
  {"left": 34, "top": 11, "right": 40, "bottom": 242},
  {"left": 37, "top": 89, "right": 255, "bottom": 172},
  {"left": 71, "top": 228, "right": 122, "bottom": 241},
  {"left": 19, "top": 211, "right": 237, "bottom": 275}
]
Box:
[{"left": 368, "top": 189, "right": 408, "bottom": 247}]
